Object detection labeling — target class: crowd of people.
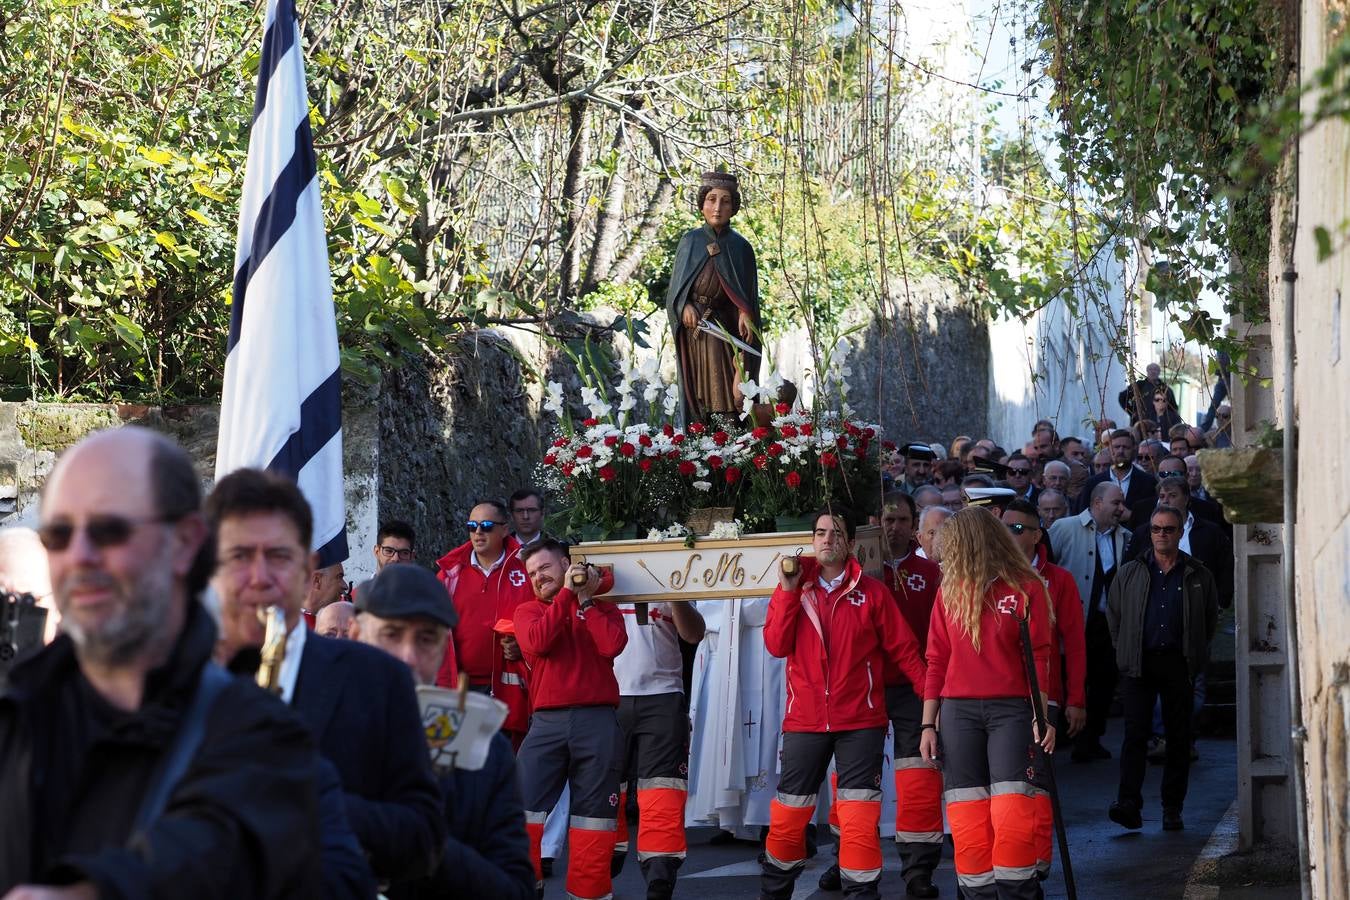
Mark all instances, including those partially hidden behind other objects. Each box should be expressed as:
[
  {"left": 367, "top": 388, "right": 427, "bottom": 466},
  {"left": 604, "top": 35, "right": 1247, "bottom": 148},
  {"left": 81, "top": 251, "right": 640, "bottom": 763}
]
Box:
[{"left": 0, "top": 373, "right": 1234, "bottom": 900}]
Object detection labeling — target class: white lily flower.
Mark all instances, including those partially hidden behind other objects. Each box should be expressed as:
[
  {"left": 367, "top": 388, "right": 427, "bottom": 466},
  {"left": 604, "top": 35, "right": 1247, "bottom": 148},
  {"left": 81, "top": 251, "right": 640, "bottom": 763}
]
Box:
[{"left": 693, "top": 480, "right": 712, "bottom": 492}]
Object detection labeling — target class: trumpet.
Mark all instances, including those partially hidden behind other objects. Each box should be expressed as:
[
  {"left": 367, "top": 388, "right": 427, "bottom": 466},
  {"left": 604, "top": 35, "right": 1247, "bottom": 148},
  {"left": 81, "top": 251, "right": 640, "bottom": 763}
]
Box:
[{"left": 256, "top": 605, "right": 287, "bottom": 695}]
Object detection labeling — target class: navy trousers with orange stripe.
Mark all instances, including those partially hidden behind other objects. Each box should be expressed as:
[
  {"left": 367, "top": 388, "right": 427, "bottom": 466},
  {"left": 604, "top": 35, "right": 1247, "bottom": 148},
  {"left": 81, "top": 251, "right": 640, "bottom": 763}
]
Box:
[
  {"left": 762, "top": 727, "right": 886, "bottom": 900},
  {"left": 520, "top": 707, "right": 623, "bottom": 900},
  {"left": 612, "top": 691, "right": 689, "bottom": 890},
  {"left": 823, "top": 687, "right": 944, "bottom": 887},
  {"left": 939, "top": 698, "right": 1046, "bottom": 900}
]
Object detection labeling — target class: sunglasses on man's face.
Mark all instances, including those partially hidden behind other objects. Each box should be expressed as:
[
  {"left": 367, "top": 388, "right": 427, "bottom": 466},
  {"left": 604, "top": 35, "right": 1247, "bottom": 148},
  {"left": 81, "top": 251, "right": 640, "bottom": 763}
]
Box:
[
  {"left": 465, "top": 520, "right": 500, "bottom": 533},
  {"left": 1005, "top": 522, "right": 1036, "bottom": 535},
  {"left": 1007, "top": 467, "right": 1031, "bottom": 476},
  {"left": 38, "top": 513, "right": 178, "bottom": 552},
  {"left": 1150, "top": 525, "right": 1179, "bottom": 535}
]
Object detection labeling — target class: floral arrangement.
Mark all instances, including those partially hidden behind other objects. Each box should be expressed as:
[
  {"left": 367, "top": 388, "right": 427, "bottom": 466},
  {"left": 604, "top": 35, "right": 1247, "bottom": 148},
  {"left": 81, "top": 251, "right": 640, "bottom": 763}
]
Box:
[{"left": 535, "top": 352, "right": 883, "bottom": 541}]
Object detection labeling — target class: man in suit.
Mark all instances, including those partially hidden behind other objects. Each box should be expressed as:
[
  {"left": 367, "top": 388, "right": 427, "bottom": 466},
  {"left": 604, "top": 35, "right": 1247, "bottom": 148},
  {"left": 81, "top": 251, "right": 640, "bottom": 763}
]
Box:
[
  {"left": 1119, "top": 362, "right": 1178, "bottom": 424},
  {"left": 208, "top": 468, "right": 445, "bottom": 889},
  {"left": 1004, "top": 451, "right": 1039, "bottom": 504},
  {"left": 1131, "top": 456, "right": 1225, "bottom": 532},
  {"left": 1049, "top": 482, "right": 1130, "bottom": 762},
  {"left": 1126, "top": 477, "right": 1232, "bottom": 605},
  {"left": 1074, "top": 429, "right": 1157, "bottom": 520}
]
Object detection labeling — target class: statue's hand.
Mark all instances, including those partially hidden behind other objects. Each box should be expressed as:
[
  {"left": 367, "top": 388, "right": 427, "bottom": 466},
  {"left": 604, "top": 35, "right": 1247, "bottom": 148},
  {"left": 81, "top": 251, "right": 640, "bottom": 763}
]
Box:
[
  {"left": 681, "top": 304, "right": 699, "bottom": 328},
  {"left": 738, "top": 311, "right": 753, "bottom": 341}
]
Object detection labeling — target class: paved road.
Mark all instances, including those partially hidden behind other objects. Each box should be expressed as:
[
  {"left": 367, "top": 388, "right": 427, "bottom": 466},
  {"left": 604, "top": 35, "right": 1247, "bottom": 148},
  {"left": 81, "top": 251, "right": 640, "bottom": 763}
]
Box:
[{"left": 543, "top": 720, "right": 1237, "bottom": 899}]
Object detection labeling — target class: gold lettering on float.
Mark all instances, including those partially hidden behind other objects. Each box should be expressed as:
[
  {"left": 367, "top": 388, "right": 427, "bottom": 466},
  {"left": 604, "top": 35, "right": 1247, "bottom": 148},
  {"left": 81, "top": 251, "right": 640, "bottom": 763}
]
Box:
[{"left": 669, "top": 554, "right": 702, "bottom": 590}]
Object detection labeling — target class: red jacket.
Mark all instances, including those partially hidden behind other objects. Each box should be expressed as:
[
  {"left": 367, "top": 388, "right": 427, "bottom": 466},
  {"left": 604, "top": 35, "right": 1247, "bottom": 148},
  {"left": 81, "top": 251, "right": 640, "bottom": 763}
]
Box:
[
  {"left": 765, "top": 556, "right": 926, "bottom": 733},
  {"left": 883, "top": 544, "right": 943, "bottom": 663},
  {"left": 514, "top": 585, "right": 627, "bottom": 712},
  {"left": 435, "top": 538, "right": 533, "bottom": 733},
  {"left": 1038, "top": 556, "right": 1087, "bottom": 708},
  {"left": 924, "top": 577, "right": 1053, "bottom": 702}
]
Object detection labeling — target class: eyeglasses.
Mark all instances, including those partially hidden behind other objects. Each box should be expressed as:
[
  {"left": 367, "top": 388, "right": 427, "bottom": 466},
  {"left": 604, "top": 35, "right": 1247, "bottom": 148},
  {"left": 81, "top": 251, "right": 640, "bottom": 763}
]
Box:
[
  {"left": 38, "top": 513, "right": 179, "bottom": 552},
  {"left": 1150, "top": 525, "right": 1180, "bottom": 534},
  {"left": 1005, "top": 522, "right": 1036, "bottom": 535},
  {"left": 465, "top": 520, "right": 500, "bottom": 533},
  {"left": 512, "top": 506, "right": 542, "bottom": 516},
  {"left": 378, "top": 545, "right": 415, "bottom": 560}
]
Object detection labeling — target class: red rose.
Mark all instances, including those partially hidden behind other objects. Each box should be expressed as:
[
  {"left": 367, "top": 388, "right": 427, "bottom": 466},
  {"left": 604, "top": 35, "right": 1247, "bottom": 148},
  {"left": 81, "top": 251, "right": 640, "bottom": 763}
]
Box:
[
  {"left": 678, "top": 460, "right": 696, "bottom": 476},
  {"left": 767, "top": 442, "right": 785, "bottom": 457},
  {"left": 662, "top": 424, "right": 675, "bottom": 437},
  {"left": 780, "top": 425, "right": 799, "bottom": 438},
  {"left": 639, "top": 458, "right": 653, "bottom": 472},
  {"left": 689, "top": 422, "right": 706, "bottom": 435},
  {"left": 855, "top": 445, "right": 868, "bottom": 459},
  {"left": 620, "top": 442, "right": 637, "bottom": 457},
  {"left": 845, "top": 422, "right": 861, "bottom": 437},
  {"left": 775, "top": 402, "right": 790, "bottom": 414},
  {"left": 543, "top": 453, "right": 558, "bottom": 465},
  {"left": 712, "top": 430, "right": 730, "bottom": 446},
  {"left": 708, "top": 455, "right": 724, "bottom": 469},
  {"left": 599, "top": 465, "right": 616, "bottom": 481},
  {"left": 603, "top": 435, "right": 619, "bottom": 447},
  {"left": 751, "top": 426, "right": 770, "bottom": 440},
  {"left": 672, "top": 433, "right": 686, "bottom": 445},
  {"left": 725, "top": 466, "right": 742, "bottom": 484},
  {"left": 785, "top": 471, "right": 802, "bottom": 488},
  {"left": 800, "top": 423, "right": 814, "bottom": 437},
  {"left": 881, "top": 439, "right": 896, "bottom": 451},
  {"left": 836, "top": 436, "right": 849, "bottom": 449},
  {"left": 821, "top": 451, "right": 839, "bottom": 468},
  {"left": 639, "top": 434, "right": 653, "bottom": 447},
  {"left": 552, "top": 437, "right": 567, "bottom": 448},
  {"left": 583, "top": 417, "right": 599, "bottom": 427},
  {"left": 666, "top": 450, "right": 680, "bottom": 459},
  {"left": 753, "top": 454, "right": 769, "bottom": 470},
  {"left": 864, "top": 427, "right": 877, "bottom": 439},
  {"left": 577, "top": 446, "right": 594, "bottom": 459},
  {"left": 562, "top": 463, "right": 575, "bottom": 476}
]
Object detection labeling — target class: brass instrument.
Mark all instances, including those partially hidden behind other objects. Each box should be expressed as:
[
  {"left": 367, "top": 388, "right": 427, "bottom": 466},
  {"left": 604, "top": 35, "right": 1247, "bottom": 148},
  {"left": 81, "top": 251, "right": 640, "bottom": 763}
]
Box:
[{"left": 256, "top": 605, "right": 286, "bottom": 695}]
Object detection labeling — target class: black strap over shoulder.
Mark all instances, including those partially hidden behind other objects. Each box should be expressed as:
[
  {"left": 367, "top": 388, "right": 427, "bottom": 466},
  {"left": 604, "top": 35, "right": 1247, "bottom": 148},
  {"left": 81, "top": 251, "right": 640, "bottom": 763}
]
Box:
[{"left": 132, "top": 662, "right": 233, "bottom": 831}]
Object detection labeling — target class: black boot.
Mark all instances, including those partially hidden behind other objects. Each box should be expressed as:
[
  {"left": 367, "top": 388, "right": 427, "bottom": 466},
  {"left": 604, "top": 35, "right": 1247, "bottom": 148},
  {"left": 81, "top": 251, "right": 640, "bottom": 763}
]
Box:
[
  {"left": 817, "top": 863, "right": 841, "bottom": 891},
  {"left": 906, "top": 871, "right": 939, "bottom": 897},
  {"left": 647, "top": 878, "right": 675, "bottom": 900}
]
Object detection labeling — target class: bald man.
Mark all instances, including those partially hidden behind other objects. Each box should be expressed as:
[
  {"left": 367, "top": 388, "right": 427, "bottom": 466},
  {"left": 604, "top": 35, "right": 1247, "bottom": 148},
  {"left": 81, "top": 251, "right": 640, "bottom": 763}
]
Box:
[
  {"left": 0, "top": 427, "right": 324, "bottom": 897},
  {"left": 316, "top": 599, "right": 357, "bottom": 639}
]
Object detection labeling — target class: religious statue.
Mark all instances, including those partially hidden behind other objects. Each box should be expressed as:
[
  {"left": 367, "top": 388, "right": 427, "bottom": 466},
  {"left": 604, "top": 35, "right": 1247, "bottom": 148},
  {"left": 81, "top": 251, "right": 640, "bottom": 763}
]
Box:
[{"left": 664, "top": 171, "right": 762, "bottom": 423}]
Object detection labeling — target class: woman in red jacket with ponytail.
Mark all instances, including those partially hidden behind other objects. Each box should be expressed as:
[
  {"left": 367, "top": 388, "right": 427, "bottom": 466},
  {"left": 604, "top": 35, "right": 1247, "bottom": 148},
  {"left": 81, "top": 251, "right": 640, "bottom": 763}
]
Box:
[{"left": 918, "top": 507, "right": 1056, "bottom": 900}]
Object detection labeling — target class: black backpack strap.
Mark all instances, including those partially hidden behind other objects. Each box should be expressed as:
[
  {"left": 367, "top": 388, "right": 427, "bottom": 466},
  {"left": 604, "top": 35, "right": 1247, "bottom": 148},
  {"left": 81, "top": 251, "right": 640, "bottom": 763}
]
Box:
[{"left": 133, "top": 662, "right": 233, "bottom": 831}]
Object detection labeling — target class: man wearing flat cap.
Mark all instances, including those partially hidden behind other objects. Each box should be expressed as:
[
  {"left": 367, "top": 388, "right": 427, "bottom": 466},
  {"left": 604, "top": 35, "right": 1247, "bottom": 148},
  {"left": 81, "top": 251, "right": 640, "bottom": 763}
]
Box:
[
  {"left": 664, "top": 170, "right": 761, "bottom": 422},
  {"left": 896, "top": 441, "right": 936, "bottom": 495},
  {"left": 356, "top": 564, "right": 535, "bottom": 900}
]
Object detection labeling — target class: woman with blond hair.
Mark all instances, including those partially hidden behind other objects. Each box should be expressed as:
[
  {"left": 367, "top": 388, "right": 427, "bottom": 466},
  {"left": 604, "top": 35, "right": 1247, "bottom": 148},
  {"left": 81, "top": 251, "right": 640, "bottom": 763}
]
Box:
[{"left": 918, "top": 508, "right": 1055, "bottom": 900}]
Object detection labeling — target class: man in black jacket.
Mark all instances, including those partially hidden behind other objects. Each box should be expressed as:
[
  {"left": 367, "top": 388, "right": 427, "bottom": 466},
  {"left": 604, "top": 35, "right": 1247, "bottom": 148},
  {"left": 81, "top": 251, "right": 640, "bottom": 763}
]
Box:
[
  {"left": 0, "top": 427, "right": 324, "bottom": 898},
  {"left": 1106, "top": 506, "right": 1219, "bottom": 833},
  {"left": 1126, "top": 476, "right": 1233, "bottom": 608},
  {"left": 208, "top": 469, "right": 444, "bottom": 888},
  {"left": 353, "top": 564, "right": 535, "bottom": 900},
  {"left": 1118, "top": 362, "right": 1178, "bottom": 424},
  {"left": 1074, "top": 429, "right": 1157, "bottom": 520}
]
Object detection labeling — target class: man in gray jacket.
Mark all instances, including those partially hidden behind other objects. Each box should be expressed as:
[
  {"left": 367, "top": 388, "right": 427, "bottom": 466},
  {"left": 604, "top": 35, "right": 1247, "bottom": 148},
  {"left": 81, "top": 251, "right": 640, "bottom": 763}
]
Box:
[{"left": 1105, "top": 505, "right": 1218, "bottom": 833}]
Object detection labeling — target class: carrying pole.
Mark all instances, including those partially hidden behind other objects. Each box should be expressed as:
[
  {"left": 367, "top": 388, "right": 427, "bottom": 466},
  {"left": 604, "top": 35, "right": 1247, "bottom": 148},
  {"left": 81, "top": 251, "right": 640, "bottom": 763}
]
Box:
[{"left": 1018, "top": 611, "right": 1078, "bottom": 900}]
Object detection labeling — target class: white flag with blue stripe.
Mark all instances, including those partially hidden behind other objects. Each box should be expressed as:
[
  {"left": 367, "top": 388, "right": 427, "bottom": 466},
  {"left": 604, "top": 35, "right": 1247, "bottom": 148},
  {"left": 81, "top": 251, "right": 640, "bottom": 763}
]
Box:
[{"left": 215, "top": 0, "right": 347, "bottom": 566}]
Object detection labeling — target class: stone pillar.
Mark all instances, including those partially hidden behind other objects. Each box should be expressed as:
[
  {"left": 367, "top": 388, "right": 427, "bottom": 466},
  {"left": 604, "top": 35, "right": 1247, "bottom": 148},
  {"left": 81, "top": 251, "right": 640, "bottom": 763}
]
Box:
[{"left": 1225, "top": 312, "right": 1296, "bottom": 849}]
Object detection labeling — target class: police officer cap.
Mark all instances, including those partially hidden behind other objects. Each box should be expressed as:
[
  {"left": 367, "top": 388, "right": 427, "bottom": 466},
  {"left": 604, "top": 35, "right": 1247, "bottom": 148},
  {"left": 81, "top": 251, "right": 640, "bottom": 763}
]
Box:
[
  {"left": 963, "top": 485, "right": 1017, "bottom": 508},
  {"left": 901, "top": 441, "right": 937, "bottom": 461},
  {"left": 355, "top": 564, "right": 458, "bottom": 628}
]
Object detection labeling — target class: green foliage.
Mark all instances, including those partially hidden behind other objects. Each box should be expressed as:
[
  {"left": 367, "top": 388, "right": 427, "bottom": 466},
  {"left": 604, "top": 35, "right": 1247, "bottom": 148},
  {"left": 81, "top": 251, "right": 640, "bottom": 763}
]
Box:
[{"left": 1033, "top": 0, "right": 1286, "bottom": 344}]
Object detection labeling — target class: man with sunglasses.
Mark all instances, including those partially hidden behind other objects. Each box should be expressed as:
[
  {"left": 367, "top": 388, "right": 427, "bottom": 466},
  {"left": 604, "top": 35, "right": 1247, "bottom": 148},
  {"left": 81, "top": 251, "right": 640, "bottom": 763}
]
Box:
[
  {"left": 1, "top": 428, "right": 324, "bottom": 898},
  {"left": 435, "top": 500, "right": 533, "bottom": 749},
  {"left": 1004, "top": 451, "right": 1038, "bottom": 503},
  {"left": 1106, "top": 506, "right": 1218, "bottom": 833}
]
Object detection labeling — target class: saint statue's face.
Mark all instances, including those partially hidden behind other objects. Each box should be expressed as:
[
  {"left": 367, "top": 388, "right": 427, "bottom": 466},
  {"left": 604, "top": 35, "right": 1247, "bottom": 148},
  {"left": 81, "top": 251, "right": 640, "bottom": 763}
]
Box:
[{"left": 702, "top": 187, "right": 735, "bottom": 229}]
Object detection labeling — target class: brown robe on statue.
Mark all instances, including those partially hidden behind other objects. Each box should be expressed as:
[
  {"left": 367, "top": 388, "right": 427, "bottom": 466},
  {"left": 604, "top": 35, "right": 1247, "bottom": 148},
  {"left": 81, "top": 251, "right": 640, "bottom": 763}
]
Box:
[{"left": 676, "top": 258, "right": 741, "bottom": 420}]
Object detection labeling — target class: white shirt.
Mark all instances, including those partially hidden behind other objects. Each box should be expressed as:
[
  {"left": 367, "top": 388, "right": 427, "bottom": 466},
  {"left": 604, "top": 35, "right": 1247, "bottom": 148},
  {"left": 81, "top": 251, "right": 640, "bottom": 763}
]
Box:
[
  {"left": 1095, "top": 526, "right": 1117, "bottom": 574},
  {"left": 516, "top": 532, "right": 542, "bottom": 547},
  {"left": 817, "top": 570, "right": 847, "bottom": 593},
  {"left": 470, "top": 550, "right": 506, "bottom": 576},
  {"left": 1110, "top": 466, "right": 1133, "bottom": 497},
  {"left": 1179, "top": 512, "right": 1195, "bottom": 555},
  {"left": 278, "top": 617, "right": 308, "bottom": 705},
  {"left": 612, "top": 602, "right": 684, "bottom": 696}
]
